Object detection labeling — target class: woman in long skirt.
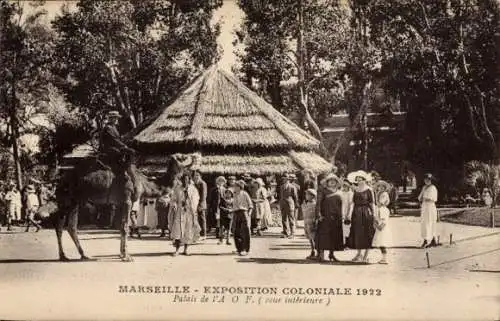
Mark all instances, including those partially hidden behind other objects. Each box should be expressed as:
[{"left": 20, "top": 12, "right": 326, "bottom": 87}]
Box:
[
  {"left": 418, "top": 173, "right": 438, "bottom": 248},
  {"left": 168, "top": 172, "right": 201, "bottom": 256},
  {"left": 316, "top": 174, "right": 344, "bottom": 262},
  {"left": 252, "top": 178, "right": 270, "bottom": 235},
  {"left": 347, "top": 171, "right": 376, "bottom": 263}
]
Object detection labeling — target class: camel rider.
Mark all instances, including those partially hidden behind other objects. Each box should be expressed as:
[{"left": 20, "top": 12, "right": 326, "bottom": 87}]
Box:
[{"left": 99, "top": 111, "right": 138, "bottom": 199}]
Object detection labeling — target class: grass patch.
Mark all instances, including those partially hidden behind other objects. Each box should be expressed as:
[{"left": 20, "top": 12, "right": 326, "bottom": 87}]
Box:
[{"left": 440, "top": 207, "right": 500, "bottom": 228}]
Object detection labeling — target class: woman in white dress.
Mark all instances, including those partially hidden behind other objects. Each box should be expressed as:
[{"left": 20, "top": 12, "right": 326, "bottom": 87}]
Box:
[
  {"left": 418, "top": 173, "right": 438, "bottom": 248},
  {"left": 168, "top": 172, "right": 201, "bottom": 256},
  {"left": 372, "top": 181, "right": 392, "bottom": 264}
]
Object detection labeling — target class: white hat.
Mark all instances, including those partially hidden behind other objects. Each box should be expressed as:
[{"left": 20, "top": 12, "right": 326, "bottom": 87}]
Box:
[
  {"left": 347, "top": 170, "right": 372, "bottom": 184},
  {"left": 320, "top": 173, "right": 341, "bottom": 187}
]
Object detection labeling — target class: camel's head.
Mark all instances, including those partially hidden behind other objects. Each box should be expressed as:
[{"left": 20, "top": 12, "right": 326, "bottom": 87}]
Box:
[{"left": 163, "top": 153, "right": 202, "bottom": 187}]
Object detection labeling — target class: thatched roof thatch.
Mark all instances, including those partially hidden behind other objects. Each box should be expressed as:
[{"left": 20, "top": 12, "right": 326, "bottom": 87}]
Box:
[
  {"left": 131, "top": 66, "right": 320, "bottom": 151},
  {"left": 139, "top": 151, "right": 332, "bottom": 176}
]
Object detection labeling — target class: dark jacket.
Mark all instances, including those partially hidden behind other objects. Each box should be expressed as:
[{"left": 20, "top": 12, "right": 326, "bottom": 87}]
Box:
[{"left": 99, "top": 124, "right": 129, "bottom": 153}]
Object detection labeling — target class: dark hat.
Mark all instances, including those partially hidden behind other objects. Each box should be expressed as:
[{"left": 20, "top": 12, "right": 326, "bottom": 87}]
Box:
[
  {"left": 242, "top": 173, "right": 252, "bottom": 180},
  {"left": 423, "top": 173, "right": 435, "bottom": 181}
]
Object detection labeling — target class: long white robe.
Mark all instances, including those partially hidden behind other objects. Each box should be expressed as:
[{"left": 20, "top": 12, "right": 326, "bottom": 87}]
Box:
[
  {"left": 418, "top": 184, "right": 438, "bottom": 242},
  {"left": 168, "top": 183, "right": 201, "bottom": 245}
]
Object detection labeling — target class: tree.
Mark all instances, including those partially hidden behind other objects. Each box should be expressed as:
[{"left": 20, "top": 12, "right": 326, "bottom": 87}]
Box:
[
  {"left": 236, "top": 0, "right": 355, "bottom": 156},
  {"left": 52, "top": 0, "right": 222, "bottom": 132},
  {"left": 363, "top": 0, "right": 500, "bottom": 196},
  {"left": 0, "top": 0, "right": 55, "bottom": 189}
]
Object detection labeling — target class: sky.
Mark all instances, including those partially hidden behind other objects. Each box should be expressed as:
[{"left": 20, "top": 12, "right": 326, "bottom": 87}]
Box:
[{"left": 38, "top": 0, "right": 244, "bottom": 72}]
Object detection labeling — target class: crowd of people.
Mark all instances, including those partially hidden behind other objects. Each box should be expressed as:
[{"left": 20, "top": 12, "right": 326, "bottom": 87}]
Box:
[
  {"left": 0, "top": 179, "right": 56, "bottom": 232},
  {"left": 148, "top": 168, "right": 414, "bottom": 263}
]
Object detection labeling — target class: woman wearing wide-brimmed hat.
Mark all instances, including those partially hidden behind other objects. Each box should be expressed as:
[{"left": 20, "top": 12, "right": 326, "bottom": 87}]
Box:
[
  {"left": 316, "top": 174, "right": 345, "bottom": 262},
  {"left": 418, "top": 173, "right": 438, "bottom": 248},
  {"left": 346, "top": 170, "right": 376, "bottom": 263}
]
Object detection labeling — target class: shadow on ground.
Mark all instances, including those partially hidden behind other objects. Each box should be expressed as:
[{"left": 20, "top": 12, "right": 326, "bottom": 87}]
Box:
[{"left": 237, "top": 257, "right": 371, "bottom": 265}]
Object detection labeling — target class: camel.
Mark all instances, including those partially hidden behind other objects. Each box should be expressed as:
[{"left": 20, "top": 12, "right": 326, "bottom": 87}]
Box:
[{"left": 54, "top": 153, "right": 198, "bottom": 262}]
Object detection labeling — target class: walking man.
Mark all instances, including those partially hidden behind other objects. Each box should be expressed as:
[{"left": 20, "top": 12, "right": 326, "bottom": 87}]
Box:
[
  {"left": 232, "top": 180, "right": 253, "bottom": 256},
  {"left": 279, "top": 173, "right": 299, "bottom": 238}
]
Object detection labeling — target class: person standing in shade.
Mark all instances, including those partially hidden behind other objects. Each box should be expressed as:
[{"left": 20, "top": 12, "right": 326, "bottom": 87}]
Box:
[
  {"left": 25, "top": 185, "right": 41, "bottom": 232},
  {"left": 418, "top": 173, "right": 438, "bottom": 248},
  {"left": 4, "top": 182, "right": 21, "bottom": 229},
  {"left": 129, "top": 199, "right": 141, "bottom": 238},
  {"left": 193, "top": 171, "right": 208, "bottom": 240},
  {"left": 227, "top": 176, "right": 237, "bottom": 190},
  {"left": 302, "top": 188, "right": 318, "bottom": 259},
  {"left": 289, "top": 173, "right": 301, "bottom": 221},
  {"left": 316, "top": 174, "right": 344, "bottom": 262},
  {"left": 346, "top": 171, "right": 376, "bottom": 263},
  {"left": 209, "top": 176, "right": 226, "bottom": 239},
  {"left": 279, "top": 174, "right": 299, "bottom": 238},
  {"left": 218, "top": 188, "right": 234, "bottom": 245},
  {"left": 231, "top": 180, "right": 253, "bottom": 256},
  {"left": 252, "top": 178, "right": 268, "bottom": 236},
  {"left": 156, "top": 187, "right": 171, "bottom": 238}
]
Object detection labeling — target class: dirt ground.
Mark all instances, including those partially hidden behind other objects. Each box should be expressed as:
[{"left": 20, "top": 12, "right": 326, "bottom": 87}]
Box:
[{"left": 0, "top": 217, "right": 498, "bottom": 321}]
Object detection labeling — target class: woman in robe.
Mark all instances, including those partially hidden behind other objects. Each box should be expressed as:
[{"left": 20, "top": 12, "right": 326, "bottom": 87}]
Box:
[
  {"left": 316, "top": 174, "right": 344, "bottom": 262},
  {"left": 252, "top": 178, "right": 270, "bottom": 235},
  {"left": 168, "top": 172, "right": 201, "bottom": 256},
  {"left": 418, "top": 173, "right": 438, "bottom": 248}
]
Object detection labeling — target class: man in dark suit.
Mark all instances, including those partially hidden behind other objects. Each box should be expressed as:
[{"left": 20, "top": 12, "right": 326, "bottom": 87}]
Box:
[
  {"left": 279, "top": 173, "right": 299, "bottom": 238},
  {"left": 99, "top": 111, "right": 135, "bottom": 169}
]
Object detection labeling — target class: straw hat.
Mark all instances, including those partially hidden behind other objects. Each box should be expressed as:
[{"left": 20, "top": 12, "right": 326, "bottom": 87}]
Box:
[
  {"left": 215, "top": 176, "right": 227, "bottom": 185},
  {"left": 320, "top": 173, "right": 341, "bottom": 187},
  {"left": 305, "top": 188, "right": 317, "bottom": 198},
  {"left": 347, "top": 170, "right": 372, "bottom": 184},
  {"left": 288, "top": 173, "right": 297, "bottom": 180},
  {"left": 373, "top": 180, "right": 391, "bottom": 193},
  {"left": 26, "top": 184, "right": 36, "bottom": 193},
  {"left": 255, "top": 178, "right": 265, "bottom": 187}
]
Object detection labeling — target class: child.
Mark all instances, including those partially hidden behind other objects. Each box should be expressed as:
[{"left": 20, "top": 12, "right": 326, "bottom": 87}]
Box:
[
  {"left": 302, "top": 188, "right": 317, "bottom": 259},
  {"left": 372, "top": 181, "right": 392, "bottom": 264},
  {"left": 218, "top": 188, "right": 234, "bottom": 245}
]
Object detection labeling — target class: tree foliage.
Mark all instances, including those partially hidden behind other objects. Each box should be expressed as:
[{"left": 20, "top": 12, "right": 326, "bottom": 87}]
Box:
[{"left": 52, "top": 0, "right": 222, "bottom": 131}]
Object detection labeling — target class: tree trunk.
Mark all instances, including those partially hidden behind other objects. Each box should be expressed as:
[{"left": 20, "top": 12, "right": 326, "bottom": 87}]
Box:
[
  {"left": 10, "top": 82, "right": 22, "bottom": 190},
  {"left": 297, "top": 0, "right": 327, "bottom": 156}
]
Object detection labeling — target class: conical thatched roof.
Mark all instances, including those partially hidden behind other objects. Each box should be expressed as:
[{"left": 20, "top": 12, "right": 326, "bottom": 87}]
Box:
[
  {"left": 132, "top": 66, "right": 319, "bottom": 150},
  {"left": 131, "top": 66, "right": 332, "bottom": 175}
]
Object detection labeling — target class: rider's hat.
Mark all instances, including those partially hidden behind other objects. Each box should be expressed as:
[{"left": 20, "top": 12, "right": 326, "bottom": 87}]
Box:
[{"left": 106, "top": 111, "right": 122, "bottom": 119}]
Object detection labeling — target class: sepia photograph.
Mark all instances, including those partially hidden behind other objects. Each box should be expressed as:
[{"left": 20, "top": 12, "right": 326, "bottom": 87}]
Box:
[{"left": 0, "top": 0, "right": 499, "bottom": 320}]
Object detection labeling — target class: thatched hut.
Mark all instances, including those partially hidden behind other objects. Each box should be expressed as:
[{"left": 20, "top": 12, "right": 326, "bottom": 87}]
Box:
[{"left": 129, "top": 66, "right": 332, "bottom": 176}]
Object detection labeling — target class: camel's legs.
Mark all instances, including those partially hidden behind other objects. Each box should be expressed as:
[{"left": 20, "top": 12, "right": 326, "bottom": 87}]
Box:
[
  {"left": 120, "top": 199, "right": 133, "bottom": 262},
  {"left": 56, "top": 212, "right": 69, "bottom": 261},
  {"left": 67, "top": 205, "right": 89, "bottom": 260},
  {"left": 109, "top": 204, "right": 116, "bottom": 229}
]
